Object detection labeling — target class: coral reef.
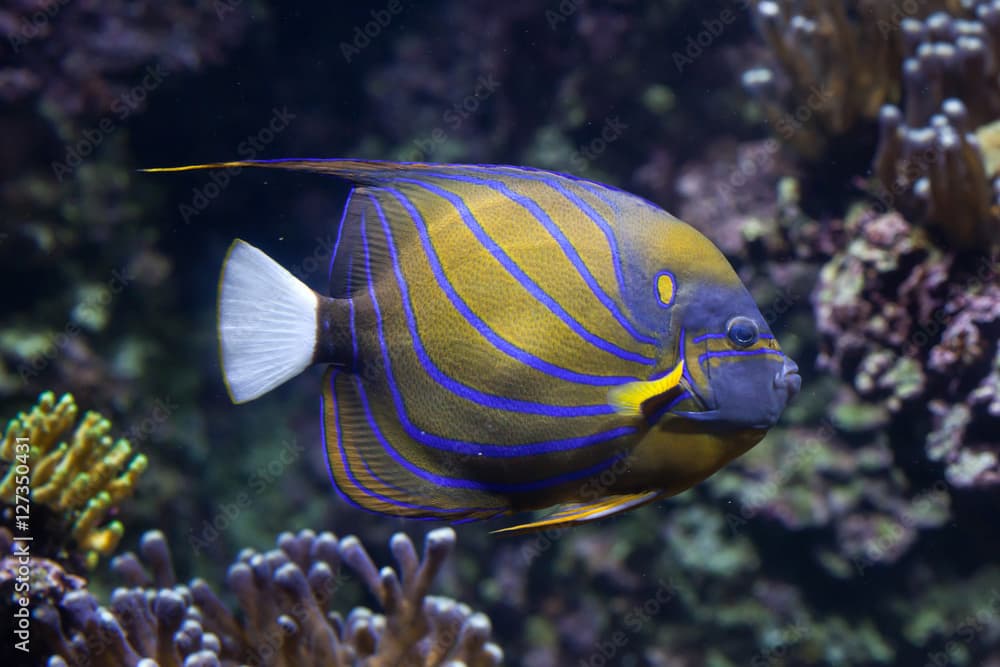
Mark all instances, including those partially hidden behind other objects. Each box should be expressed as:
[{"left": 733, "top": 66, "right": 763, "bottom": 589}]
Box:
[
  {"left": 813, "top": 209, "right": 1000, "bottom": 488},
  {"left": 38, "top": 527, "right": 502, "bottom": 667},
  {"left": 872, "top": 99, "right": 998, "bottom": 250},
  {"left": 743, "top": 0, "right": 908, "bottom": 158},
  {"left": 1, "top": 391, "right": 147, "bottom": 569},
  {"left": 709, "top": 416, "right": 952, "bottom": 575},
  {"left": 746, "top": 1, "right": 1000, "bottom": 249},
  {"left": 870, "top": 4, "right": 1000, "bottom": 249},
  {"left": 0, "top": 1, "right": 249, "bottom": 124},
  {"left": 2, "top": 2, "right": 999, "bottom": 666}
]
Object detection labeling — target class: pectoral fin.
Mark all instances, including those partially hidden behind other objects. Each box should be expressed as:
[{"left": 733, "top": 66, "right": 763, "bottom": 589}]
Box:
[
  {"left": 491, "top": 491, "right": 664, "bottom": 536},
  {"left": 608, "top": 360, "right": 685, "bottom": 416}
]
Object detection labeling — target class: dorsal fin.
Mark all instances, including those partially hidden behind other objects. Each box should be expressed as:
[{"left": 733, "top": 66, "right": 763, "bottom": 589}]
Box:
[
  {"left": 142, "top": 160, "right": 466, "bottom": 300},
  {"left": 327, "top": 188, "right": 393, "bottom": 298}
]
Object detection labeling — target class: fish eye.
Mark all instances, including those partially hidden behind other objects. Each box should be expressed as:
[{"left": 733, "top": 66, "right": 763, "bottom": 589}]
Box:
[{"left": 726, "top": 316, "right": 758, "bottom": 347}]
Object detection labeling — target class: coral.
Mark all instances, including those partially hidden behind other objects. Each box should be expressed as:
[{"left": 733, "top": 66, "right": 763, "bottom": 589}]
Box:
[
  {"left": 0, "top": 1, "right": 249, "bottom": 125},
  {"left": 39, "top": 527, "right": 502, "bottom": 667},
  {"left": 743, "top": 0, "right": 909, "bottom": 158},
  {"left": 746, "top": 1, "right": 1000, "bottom": 248},
  {"left": 0, "top": 391, "right": 147, "bottom": 569},
  {"left": 709, "top": 414, "right": 952, "bottom": 576},
  {"left": 813, "top": 209, "right": 1000, "bottom": 487},
  {"left": 870, "top": 3, "right": 1000, "bottom": 249}
]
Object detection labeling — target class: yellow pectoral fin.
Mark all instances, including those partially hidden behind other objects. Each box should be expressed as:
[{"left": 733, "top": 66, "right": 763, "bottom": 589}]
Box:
[
  {"left": 607, "top": 360, "right": 685, "bottom": 416},
  {"left": 491, "top": 491, "right": 664, "bottom": 536}
]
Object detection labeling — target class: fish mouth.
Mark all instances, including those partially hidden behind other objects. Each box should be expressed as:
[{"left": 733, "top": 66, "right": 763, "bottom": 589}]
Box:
[{"left": 775, "top": 357, "right": 801, "bottom": 403}]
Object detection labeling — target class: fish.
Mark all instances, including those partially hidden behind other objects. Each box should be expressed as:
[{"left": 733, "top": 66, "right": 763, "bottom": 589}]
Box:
[{"left": 143, "top": 159, "right": 801, "bottom": 535}]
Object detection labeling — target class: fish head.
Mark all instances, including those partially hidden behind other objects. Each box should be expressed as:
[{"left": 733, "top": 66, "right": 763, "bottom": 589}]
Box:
[
  {"left": 672, "top": 280, "right": 800, "bottom": 431},
  {"left": 618, "top": 213, "right": 799, "bottom": 431}
]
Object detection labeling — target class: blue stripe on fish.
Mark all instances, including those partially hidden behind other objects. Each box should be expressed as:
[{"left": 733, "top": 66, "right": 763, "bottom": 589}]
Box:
[
  {"left": 361, "top": 212, "right": 639, "bottom": 458},
  {"left": 415, "top": 171, "right": 657, "bottom": 347},
  {"left": 645, "top": 389, "right": 693, "bottom": 426},
  {"left": 699, "top": 349, "right": 785, "bottom": 363},
  {"left": 395, "top": 179, "right": 655, "bottom": 366},
  {"left": 354, "top": 369, "right": 630, "bottom": 491},
  {"left": 387, "top": 188, "right": 636, "bottom": 386},
  {"left": 369, "top": 193, "right": 616, "bottom": 418},
  {"left": 329, "top": 190, "right": 354, "bottom": 286},
  {"left": 692, "top": 332, "right": 776, "bottom": 344},
  {"left": 347, "top": 254, "right": 359, "bottom": 366},
  {"left": 321, "top": 391, "right": 365, "bottom": 511},
  {"left": 330, "top": 371, "right": 491, "bottom": 513},
  {"left": 679, "top": 328, "right": 698, "bottom": 389}
]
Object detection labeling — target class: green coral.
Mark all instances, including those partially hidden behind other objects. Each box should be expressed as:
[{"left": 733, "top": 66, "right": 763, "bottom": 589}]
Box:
[{"left": 0, "top": 391, "right": 147, "bottom": 569}]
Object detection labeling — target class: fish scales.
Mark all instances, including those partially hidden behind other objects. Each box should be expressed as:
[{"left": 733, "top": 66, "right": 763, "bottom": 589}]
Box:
[
  {"left": 142, "top": 158, "right": 802, "bottom": 534},
  {"left": 333, "top": 191, "right": 641, "bottom": 509}
]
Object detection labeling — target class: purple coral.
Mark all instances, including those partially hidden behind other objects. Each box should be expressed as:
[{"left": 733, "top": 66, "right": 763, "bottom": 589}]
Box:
[
  {"left": 813, "top": 209, "right": 1000, "bottom": 488},
  {"left": 38, "top": 528, "right": 503, "bottom": 666}
]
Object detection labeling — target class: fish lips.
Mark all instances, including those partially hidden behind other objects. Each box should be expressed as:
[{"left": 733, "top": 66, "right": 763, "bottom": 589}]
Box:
[{"left": 668, "top": 355, "right": 798, "bottom": 431}]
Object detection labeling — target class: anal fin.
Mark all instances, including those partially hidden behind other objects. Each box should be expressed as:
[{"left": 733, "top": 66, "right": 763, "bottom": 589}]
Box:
[
  {"left": 491, "top": 491, "right": 663, "bottom": 536},
  {"left": 322, "top": 367, "right": 508, "bottom": 521}
]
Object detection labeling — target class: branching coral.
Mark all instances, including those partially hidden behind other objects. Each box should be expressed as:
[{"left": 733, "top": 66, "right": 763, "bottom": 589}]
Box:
[
  {"left": 42, "top": 528, "right": 503, "bottom": 667},
  {"left": 0, "top": 391, "right": 147, "bottom": 569}
]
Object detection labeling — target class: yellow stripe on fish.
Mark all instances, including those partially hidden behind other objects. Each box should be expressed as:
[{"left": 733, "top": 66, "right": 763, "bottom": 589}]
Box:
[{"left": 144, "top": 158, "right": 801, "bottom": 532}]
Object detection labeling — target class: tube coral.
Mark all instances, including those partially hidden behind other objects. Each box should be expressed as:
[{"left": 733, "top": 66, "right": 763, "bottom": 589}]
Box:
[{"left": 742, "top": 0, "right": 910, "bottom": 158}]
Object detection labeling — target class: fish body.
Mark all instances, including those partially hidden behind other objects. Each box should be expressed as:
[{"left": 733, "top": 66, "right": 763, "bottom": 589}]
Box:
[{"left": 145, "top": 159, "right": 800, "bottom": 533}]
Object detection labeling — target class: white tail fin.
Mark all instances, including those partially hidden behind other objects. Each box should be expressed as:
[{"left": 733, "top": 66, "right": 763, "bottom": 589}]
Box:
[{"left": 218, "top": 239, "right": 319, "bottom": 403}]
